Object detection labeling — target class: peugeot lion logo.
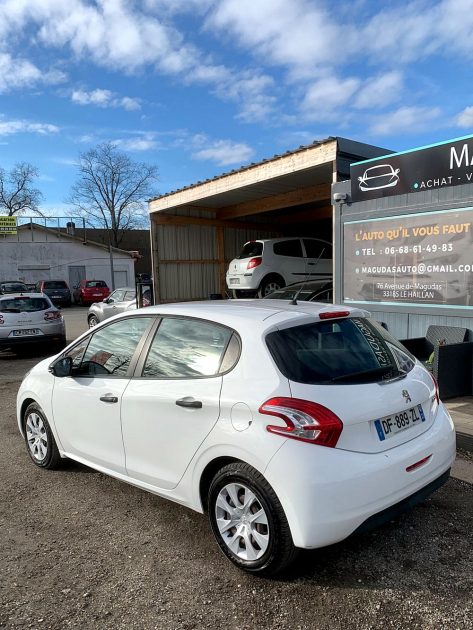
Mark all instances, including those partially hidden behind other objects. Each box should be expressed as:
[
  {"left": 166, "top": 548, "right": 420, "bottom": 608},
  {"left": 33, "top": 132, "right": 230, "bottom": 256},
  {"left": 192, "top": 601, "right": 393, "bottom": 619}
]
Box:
[{"left": 402, "top": 389, "right": 412, "bottom": 404}]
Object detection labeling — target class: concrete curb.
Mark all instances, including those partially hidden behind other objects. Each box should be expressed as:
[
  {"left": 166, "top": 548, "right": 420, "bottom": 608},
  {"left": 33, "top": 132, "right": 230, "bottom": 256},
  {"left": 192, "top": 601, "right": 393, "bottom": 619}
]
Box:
[
  {"left": 456, "top": 431, "right": 473, "bottom": 453},
  {"left": 451, "top": 456, "right": 473, "bottom": 484}
]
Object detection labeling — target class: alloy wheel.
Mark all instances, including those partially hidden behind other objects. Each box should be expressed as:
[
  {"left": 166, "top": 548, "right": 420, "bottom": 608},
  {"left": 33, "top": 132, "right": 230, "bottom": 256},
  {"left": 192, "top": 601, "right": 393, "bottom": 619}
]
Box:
[
  {"left": 215, "top": 482, "right": 270, "bottom": 561},
  {"left": 88, "top": 316, "right": 99, "bottom": 328},
  {"left": 25, "top": 412, "right": 48, "bottom": 463}
]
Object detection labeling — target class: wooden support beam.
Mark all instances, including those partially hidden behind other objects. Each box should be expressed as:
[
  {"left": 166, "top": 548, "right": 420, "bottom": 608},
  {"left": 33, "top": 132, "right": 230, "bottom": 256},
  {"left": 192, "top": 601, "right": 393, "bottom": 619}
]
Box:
[
  {"left": 217, "top": 183, "right": 331, "bottom": 220},
  {"left": 216, "top": 226, "right": 226, "bottom": 296}
]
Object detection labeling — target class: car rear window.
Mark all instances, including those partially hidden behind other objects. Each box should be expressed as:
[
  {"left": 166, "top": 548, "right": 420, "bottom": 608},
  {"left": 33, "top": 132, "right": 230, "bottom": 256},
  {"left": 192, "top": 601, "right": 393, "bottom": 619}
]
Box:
[
  {"left": 44, "top": 281, "right": 68, "bottom": 289},
  {"left": 0, "top": 296, "right": 51, "bottom": 312},
  {"left": 237, "top": 242, "right": 263, "bottom": 259},
  {"left": 86, "top": 281, "right": 107, "bottom": 288},
  {"left": 1, "top": 282, "right": 28, "bottom": 292},
  {"left": 266, "top": 317, "right": 415, "bottom": 385}
]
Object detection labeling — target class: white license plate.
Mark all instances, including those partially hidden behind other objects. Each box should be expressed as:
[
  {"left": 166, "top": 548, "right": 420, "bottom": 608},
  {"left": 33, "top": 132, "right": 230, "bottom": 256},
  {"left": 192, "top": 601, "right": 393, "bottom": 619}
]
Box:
[
  {"left": 374, "top": 404, "right": 426, "bottom": 441},
  {"left": 229, "top": 278, "right": 240, "bottom": 285},
  {"left": 12, "top": 329, "right": 41, "bottom": 337},
  {"left": 93, "top": 293, "right": 102, "bottom": 296}
]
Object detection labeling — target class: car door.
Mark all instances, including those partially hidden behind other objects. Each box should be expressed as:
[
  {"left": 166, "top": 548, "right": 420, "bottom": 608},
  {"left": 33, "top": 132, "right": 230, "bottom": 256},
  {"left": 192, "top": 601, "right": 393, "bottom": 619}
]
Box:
[
  {"left": 101, "top": 289, "right": 125, "bottom": 319},
  {"left": 51, "top": 316, "right": 153, "bottom": 473},
  {"left": 302, "top": 239, "right": 333, "bottom": 280},
  {"left": 272, "top": 239, "right": 306, "bottom": 283},
  {"left": 121, "top": 316, "right": 232, "bottom": 490}
]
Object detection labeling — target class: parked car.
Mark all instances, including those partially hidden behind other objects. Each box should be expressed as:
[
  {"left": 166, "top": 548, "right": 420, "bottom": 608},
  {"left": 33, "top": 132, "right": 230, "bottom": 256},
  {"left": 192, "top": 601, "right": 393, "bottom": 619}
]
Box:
[
  {"left": 226, "top": 238, "right": 332, "bottom": 298},
  {"left": 0, "top": 281, "right": 29, "bottom": 295},
  {"left": 17, "top": 300, "right": 455, "bottom": 576},
  {"left": 0, "top": 293, "right": 66, "bottom": 352},
  {"left": 36, "top": 280, "right": 72, "bottom": 307},
  {"left": 73, "top": 280, "right": 110, "bottom": 306},
  {"left": 264, "top": 279, "right": 333, "bottom": 303},
  {"left": 87, "top": 287, "right": 136, "bottom": 328},
  {"left": 25, "top": 283, "right": 37, "bottom": 292}
]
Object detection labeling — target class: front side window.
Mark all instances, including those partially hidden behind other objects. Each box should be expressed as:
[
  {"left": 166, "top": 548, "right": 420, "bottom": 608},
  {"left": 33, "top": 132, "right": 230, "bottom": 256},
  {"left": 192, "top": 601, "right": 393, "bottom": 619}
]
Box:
[
  {"left": 124, "top": 291, "right": 136, "bottom": 301},
  {"left": 109, "top": 289, "right": 125, "bottom": 302},
  {"left": 266, "top": 317, "right": 415, "bottom": 385},
  {"left": 273, "top": 240, "right": 303, "bottom": 257},
  {"left": 75, "top": 317, "right": 152, "bottom": 377},
  {"left": 143, "top": 317, "right": 232, "bottom": 378}
]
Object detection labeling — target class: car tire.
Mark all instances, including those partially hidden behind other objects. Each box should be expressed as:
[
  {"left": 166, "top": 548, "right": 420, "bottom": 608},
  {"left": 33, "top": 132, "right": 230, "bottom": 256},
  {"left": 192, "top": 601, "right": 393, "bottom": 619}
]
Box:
[
  {"left": 88, "top": 315, "right": 99, "bottom": 328},
  {"left": 23, "top": 403, "right": 62, "bottom": 470},
  {"left": 208, "top": 462, "right": 298, "bottom": 576},
  {"left": 257, "top": 275, "right": 285, "bottom": 298}
]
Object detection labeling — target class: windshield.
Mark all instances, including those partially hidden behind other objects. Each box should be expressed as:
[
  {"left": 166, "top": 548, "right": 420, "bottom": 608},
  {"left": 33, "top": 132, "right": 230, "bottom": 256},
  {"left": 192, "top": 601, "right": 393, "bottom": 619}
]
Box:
[
  {"left": 44, "top": 281, "right": 68, "bottom": 289},
  {"left": 237, "top": 242, "right": 263, "bottom": 259},
  {"left": 266, "top": 317, "right": 415, "bottom": 385},
  {"left": 0, "top": 296, "right": 51, "bottom": 312}
]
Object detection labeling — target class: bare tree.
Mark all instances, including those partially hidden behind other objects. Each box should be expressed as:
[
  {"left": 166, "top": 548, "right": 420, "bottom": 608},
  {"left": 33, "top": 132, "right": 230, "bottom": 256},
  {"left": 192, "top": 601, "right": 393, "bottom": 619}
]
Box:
[
  {"left": 67, "top": 142, "right": 158, "bottom": 247},
  {"left": 0, "top": 162, "right": 43, "bottom": 216}
]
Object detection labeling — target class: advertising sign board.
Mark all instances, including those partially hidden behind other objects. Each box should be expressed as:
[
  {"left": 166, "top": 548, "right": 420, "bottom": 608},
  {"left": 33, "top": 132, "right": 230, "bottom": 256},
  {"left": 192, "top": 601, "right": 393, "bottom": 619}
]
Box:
[
  {"left": 350, "top": 134, "right": 473, "bottom": 202},
  {"left": 343, "top": 207, "right": 473, "bottom": 308},
  {"left": 0, "top": 216, "right": 17, "bottom": 235}
]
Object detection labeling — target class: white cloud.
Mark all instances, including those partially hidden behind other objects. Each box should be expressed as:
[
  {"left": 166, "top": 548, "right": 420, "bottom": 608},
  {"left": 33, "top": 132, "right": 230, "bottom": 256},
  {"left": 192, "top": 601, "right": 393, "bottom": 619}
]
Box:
[
  {"left": 300, "top": 76, "right": 360, "bottom": 120},
  {"left": 192, "top": 137, "right": 254, "bottom": 166},
  {"left": 0, "top": 116, "right": 59, "bottom": 136},
  {"left": 71, "top": 88, "right": 141, "bottom": 110},
  {"left": 354, "top": 71, "right": 404, "bottom": 110},
  {"left": 455, "top": 106, "right": 473, "bottom": 128},
  {"left": 116, "top": 135, "right": 157, "bottom": 151},
  {"left": 370, "top": 106, "right": 441, "bottom": 136},
  {"left": 0, "top": 52, "right": 66, "bottom": 93}
]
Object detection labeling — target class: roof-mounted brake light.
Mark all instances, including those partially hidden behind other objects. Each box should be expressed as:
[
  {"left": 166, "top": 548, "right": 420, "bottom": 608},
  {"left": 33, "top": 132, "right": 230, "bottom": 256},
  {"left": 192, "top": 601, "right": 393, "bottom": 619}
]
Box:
[{"left": 319, "top": 311, "right": 350, "bottom": 320}]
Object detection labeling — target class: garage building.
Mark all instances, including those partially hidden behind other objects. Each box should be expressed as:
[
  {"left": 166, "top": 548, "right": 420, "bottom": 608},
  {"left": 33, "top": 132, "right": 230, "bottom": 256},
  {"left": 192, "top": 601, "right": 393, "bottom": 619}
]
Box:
[{"left": 148, "top": 137, "right": 389, "bottom": 302}]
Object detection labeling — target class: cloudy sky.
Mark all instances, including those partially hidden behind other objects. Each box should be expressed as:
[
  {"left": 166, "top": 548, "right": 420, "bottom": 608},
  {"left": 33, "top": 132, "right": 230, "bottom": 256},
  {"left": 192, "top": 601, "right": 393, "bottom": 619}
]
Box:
[{"left": 1, "top": 0, "right": 473, "bottom": 213}]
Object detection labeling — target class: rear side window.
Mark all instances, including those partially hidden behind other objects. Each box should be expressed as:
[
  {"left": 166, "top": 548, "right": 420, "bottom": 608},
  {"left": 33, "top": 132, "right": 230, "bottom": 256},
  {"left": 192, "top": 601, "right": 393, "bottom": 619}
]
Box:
[
  {"left": 303, "top": 239, "right": 332, "bottom": 259},
  {"left": 0, "top": 297, "right": 51, "bottom": 312},
  {"left": 86, "top": 281, "right": 107, "bottom": 288},
  {"left": 237, "top": 242, "right": 263, "bottom": 259},
  {"left": 266, "top": 317, "right": 415, "bottom": 385},
  {"left": 273, "top": 240, "right": 303, "bottom": 257},
  {"left": 142, "top": 317, "right": 232, "bottom": 378},
  {"left": 43, "top": 281, "right": 68, "bottom": 289}
]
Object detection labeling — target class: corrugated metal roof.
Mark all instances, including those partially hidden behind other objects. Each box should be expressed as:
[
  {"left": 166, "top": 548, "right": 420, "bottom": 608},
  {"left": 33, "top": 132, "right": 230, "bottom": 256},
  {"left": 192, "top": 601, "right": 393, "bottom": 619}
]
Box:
[{"left": 150, "top": 136, "right": 336, "bottom": 202}]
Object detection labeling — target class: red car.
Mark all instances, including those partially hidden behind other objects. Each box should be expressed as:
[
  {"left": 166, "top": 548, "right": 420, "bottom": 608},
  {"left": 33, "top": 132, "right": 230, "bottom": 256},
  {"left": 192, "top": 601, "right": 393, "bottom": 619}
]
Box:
[{"left": 73, "top": 280, "right": 110, "bottom": 306}]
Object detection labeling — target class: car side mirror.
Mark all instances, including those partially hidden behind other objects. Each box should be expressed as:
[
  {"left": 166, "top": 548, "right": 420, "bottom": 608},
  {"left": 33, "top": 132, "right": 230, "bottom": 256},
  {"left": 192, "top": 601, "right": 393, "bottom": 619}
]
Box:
[
  {"left": 104, "top": 297, "right": 113, "bottom": 304},
  {"left": 49, "top": 356, "right": 72, "bottom": 378}
]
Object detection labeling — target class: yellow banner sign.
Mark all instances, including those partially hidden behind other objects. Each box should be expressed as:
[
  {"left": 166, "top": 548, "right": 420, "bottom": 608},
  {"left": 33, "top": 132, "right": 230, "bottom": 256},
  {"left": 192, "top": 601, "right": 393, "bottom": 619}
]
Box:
[{"left": 0, "top": 216, "right": 17, "bottom": 235}]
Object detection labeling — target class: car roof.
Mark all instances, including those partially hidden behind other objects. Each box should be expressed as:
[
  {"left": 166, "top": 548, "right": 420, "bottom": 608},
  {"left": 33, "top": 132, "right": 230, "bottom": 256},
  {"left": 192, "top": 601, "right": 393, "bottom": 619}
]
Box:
[
  {"left": 112, "top": 286, "right": 136, "bottom": 291},
  {"left": 249, "top": 237, "right": 332, "bottom": 245},
  {"left": 132, "top": 300, "right": 369, "bottom": 331},
  {"left": 0, "top": 292, "right": 50, "bottom": 299}
]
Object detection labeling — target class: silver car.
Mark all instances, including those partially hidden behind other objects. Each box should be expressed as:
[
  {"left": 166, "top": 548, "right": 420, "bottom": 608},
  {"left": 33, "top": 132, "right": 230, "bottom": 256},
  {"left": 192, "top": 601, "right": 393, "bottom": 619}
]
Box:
[
  {"left": 0, "top": 293, "right": 66, "bottom": 352},
  {"left": 87, "top": 287, "right": 136, "bottom": 328}
]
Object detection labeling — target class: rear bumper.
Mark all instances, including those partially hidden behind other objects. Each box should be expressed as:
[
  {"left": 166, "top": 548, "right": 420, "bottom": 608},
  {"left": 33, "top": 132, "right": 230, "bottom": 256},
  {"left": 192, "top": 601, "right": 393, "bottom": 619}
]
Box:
[
  {"left": 226, "top": 274, "right": 259, "bottom": 291},
  {"left": 0, "top": 333, "right": 66, "bottom": 347},
  {"left": 264, "top": 403, "right": 456, "bottom": 549}
]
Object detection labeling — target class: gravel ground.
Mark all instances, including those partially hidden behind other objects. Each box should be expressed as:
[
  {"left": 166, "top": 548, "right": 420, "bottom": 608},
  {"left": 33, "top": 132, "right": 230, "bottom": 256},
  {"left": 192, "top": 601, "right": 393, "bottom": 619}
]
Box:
[{"left": 1, "top": 327, "right": 472, "bottom": 630}]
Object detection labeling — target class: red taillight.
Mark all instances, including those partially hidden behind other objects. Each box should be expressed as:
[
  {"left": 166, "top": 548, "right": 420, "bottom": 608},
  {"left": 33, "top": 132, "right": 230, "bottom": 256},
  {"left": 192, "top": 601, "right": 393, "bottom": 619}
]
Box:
[
  {"left": 319, "top": 311, "right": 350, "bottom": 320},
  {"left": 259, "top": 397, "right": 343, "bottom": 447},
  {"left": 44, "top": 311, "right": 62, "bottom": 321},
  {"left": 430, "top": 372, "right": 440, "bottom": 404},
  {"left": 247, "top": 257, "right": 262, "bottom": 270}
]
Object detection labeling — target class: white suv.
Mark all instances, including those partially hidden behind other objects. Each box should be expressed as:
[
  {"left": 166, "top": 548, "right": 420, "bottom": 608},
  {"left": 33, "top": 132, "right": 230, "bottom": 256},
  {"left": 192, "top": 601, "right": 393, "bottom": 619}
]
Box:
[{"left": 226, "top": 238, "right": 332, "bottom": 298}]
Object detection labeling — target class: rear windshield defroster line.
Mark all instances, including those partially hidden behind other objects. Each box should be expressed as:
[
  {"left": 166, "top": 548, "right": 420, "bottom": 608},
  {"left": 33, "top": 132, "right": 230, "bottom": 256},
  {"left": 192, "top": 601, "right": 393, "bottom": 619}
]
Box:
[{"left": 265, "top": 317, "right": 414, "bottom": 385}]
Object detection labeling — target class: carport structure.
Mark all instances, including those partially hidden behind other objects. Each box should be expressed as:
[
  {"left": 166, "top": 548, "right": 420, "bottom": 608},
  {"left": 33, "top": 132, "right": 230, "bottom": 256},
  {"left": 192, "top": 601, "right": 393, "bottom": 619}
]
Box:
[{"left": 148, "top": 137, "right": 388, "bottom": 302}]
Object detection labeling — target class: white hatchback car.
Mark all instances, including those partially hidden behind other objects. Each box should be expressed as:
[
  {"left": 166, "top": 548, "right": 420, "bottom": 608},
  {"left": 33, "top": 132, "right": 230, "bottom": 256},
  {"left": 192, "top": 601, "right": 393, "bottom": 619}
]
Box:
[
  {"left": 226, "top": 238, "right": 332, "bottom": 298},
  {"left": 17, "top": 301, "right": 455, "bottom": 575},
  {"left": 0, "top": 293, "right": 66, "bottom": 352}
]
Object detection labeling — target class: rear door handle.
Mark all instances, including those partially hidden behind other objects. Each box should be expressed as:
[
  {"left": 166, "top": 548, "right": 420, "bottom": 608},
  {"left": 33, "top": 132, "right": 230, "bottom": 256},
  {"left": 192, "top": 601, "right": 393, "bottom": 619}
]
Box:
[
  {"left": 100, "top": 395, "right": 118, "bottom": 403},
  {"left": 176, "top": 397, "right": 202, "bottom": 409}
]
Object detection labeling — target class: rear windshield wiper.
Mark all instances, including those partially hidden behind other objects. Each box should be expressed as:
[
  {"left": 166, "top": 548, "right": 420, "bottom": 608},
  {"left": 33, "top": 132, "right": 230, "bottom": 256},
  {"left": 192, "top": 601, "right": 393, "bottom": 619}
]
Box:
[{"left": 331, "top": 365, "right": 394, "bottom": 383}]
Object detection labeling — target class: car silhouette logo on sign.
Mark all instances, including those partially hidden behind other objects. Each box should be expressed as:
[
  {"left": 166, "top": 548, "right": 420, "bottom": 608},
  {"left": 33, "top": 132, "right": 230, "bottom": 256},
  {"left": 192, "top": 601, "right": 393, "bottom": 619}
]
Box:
[{"left": 358, "top": 164, "right": 400, "bottom": 192}]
